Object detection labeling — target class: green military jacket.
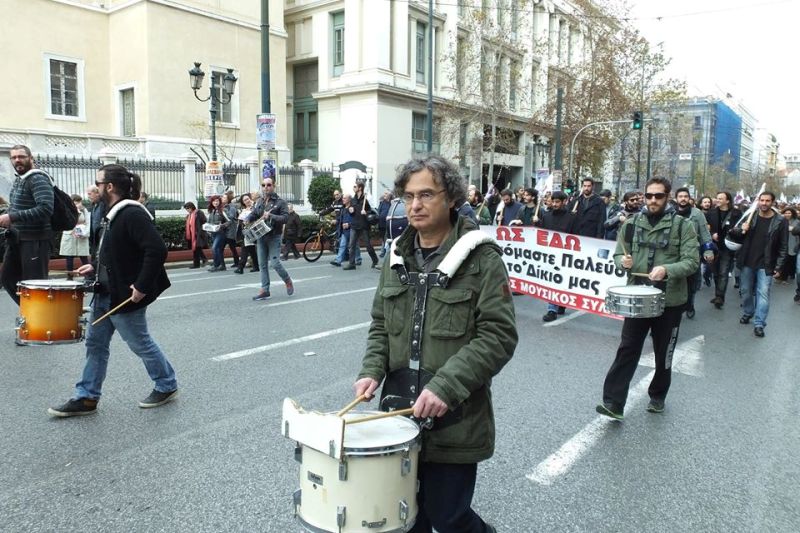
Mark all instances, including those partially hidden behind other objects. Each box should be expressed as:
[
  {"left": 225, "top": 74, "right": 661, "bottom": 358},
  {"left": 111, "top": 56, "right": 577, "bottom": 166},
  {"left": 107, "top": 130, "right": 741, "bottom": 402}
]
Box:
[
  {"left": 358, "top": 216, "right": 518, "bottom": 463},
  {"left": 614, "top": 211, "right": 700, "bottom": 307}
]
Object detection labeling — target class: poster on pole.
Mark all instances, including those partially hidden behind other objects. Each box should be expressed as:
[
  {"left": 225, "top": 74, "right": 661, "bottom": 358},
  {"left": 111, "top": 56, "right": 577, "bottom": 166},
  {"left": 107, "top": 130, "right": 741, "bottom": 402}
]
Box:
[
  {"left": 256, "top": 113, "right": 277, "bottom": 151},
  {"left": 551, "top": 170, "right": 563, "bottom": 191},
  {"left": 204, "top": 160, "right": 225, "bottom": 199},
  {"left": 262, "top": 157, "right": 277, "bottom": 181}
]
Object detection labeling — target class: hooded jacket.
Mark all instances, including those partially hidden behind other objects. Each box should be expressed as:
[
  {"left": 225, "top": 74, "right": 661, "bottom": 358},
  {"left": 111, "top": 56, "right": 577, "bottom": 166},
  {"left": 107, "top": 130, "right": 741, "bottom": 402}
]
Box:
[{"left": 358, "top": 215, "right": 517, "bottom": 463}]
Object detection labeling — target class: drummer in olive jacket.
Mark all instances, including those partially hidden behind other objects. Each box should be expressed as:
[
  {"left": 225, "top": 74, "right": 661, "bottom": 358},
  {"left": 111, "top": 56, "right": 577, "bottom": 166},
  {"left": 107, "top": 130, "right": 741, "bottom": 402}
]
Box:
[
  {"left": 353, "top": 155, "right": 516, "bottom": 533},
  {"left": 596, "top": 177, "right": 699, "bottom": 420}
]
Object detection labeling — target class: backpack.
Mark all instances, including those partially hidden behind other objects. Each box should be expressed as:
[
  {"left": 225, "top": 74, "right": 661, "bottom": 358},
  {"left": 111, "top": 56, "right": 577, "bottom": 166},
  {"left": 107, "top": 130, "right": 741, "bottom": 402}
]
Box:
[{"left": 25, "top": 171, "right": 79, "bottom": 232}]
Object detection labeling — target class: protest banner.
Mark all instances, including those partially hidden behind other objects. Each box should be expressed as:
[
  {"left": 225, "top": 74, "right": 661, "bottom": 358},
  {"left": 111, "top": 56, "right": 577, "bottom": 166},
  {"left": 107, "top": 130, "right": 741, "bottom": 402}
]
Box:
[{"left": 483, "top": 225, "right": 628, "bottom": 318}]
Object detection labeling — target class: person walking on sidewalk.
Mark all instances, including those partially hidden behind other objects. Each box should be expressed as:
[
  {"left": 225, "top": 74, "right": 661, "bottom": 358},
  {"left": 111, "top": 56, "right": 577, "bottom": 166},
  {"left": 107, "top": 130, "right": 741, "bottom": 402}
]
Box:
[
  {"left": 48, "top": 164, "right": 177, "bottom": 417},
  {"left": 596, "top": 177, "right": 698, "bottom": 420},
  {"left": 281, "top": 203, "right": 302, "bottom": 260},
  {"left": 248, "top": 177, "right": 294, "bottom": 300},
  {"left": 343, "top": 180, "right": 378, "bottom": 270}
]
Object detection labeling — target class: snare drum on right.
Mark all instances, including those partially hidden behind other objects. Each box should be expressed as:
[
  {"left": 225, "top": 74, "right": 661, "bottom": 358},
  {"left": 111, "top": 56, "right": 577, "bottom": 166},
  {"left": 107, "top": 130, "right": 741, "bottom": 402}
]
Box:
[{"left": 605, "top": 285, "right": 665, "bottom": 318}]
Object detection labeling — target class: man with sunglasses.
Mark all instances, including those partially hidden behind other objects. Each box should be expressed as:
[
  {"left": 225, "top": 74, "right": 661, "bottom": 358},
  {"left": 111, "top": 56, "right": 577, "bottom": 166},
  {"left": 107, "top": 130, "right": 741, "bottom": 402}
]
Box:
[
  {"left": 596, "top": 177, "right": 699, "bottom": 419},
  {"left": 248, "top": 178, "right": 294, "bottom": 300}
]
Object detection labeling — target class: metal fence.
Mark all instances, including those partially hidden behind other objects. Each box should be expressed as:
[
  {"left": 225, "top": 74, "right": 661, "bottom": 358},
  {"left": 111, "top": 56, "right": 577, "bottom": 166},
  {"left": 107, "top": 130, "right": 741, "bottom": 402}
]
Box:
[
  {"left": 121, "top": 158, "right": 185, "bottom": 208},
  {"left": 34, "top": 155, "right": 101, "bottom": 197}
]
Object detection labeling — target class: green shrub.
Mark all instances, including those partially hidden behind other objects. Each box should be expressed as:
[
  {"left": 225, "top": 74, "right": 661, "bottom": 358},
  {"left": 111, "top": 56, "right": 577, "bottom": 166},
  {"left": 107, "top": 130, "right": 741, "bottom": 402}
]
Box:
[
  {"left": 156, "top": 216, "right": 188, "bottom": 250},
  {"left": 307, "top": 174, "right": 338, "bottom": 213}
]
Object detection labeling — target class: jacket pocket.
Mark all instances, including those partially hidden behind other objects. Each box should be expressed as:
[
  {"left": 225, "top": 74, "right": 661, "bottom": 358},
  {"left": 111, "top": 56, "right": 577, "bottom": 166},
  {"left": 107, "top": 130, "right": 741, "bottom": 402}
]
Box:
[
  {"left": 428, "top": 288, "right": 473, "bottom": 339},
  {"left": 380, "top": 284, "right": 409, "bottom": 335}
]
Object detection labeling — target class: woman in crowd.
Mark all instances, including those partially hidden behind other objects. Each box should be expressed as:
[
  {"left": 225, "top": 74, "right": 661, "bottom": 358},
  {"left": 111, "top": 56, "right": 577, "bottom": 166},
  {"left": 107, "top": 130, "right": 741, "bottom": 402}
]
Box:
[
  {"left": 183, "top": 202, "right": 208, "bottom": 269},
  {"left": 60, "top": 194, "right": 90, "bottom": 280},
  {"left": 780, "top": 207, "right": 799, "bottom": 281},
  {"left": 222, "top": 192, "right": 240, "bottom": 268},
  {"left": 206, "top": 195, "right": 229, "bottom": 272},
  {"left": 234, "top": 193, "right": 259, "bottom": 274}
]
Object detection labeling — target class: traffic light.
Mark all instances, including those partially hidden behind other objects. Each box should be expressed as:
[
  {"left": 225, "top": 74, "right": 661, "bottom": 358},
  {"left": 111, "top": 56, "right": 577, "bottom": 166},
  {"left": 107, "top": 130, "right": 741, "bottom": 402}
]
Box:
[
  {"left": 632, "top": 111, "right": 643, "bottom": 130},
  {"left": 564, "top": 179, "right": 574, "bottom": 194}
]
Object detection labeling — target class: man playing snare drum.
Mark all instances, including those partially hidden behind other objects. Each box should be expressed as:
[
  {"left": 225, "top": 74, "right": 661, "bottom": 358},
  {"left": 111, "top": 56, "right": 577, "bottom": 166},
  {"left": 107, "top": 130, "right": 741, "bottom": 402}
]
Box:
[
  {"left": 596, "top": 177, "right": 699, "bottom": 420},
  {"left": 353, "top": 155, "right": 517, "bottom": 533}
]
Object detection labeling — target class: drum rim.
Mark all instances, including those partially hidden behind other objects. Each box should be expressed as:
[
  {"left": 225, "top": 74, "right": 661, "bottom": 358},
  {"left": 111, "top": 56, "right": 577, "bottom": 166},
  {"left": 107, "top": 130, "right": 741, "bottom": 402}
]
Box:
[
  {"left": 296, "top": 511, "right": 416, "bottom": 533},
  {"left": 606, "top": 285, "right": 663, "bottom": 295},
  {"left": 17, "top": 280, "right": 85, "bottom": 289}
]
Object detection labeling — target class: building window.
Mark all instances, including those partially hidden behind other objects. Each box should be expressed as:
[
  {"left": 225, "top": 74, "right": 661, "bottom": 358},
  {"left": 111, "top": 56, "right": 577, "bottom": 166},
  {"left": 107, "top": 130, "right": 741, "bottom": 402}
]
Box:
[
  {"left": 459, "top": 121, "right": 468, "bottom": 165},
  {"left": 511, "top": 1, "right": 519, "bottom": 39},
  {"left": 416, "top": 22, "right": 427, "bottom": 84},
  {"left": 332, "top": 11, "right": 345, "bottom": 77},
  {"left": 480, "top": 52, "right": 489, "bottom": 98},
  {"left": 530, "top": 61, "right": 540, "bottom": 109},
  {"left": 44, "top": 54, "right": 85, "bottom": 121},
  {"left": 412, "top": 112, "right": 440, "bottom": 154},
  {"left": 211, "top": 71, "right": 234, "bottom": 123},
  {"left": 497, "top": 0, "right": 505, "bottom": 27},
  {"left": 120, "top": 88, "right": 135, "bottom": 137},
  {"left": 456, "top": 37, "right": 466, "bottom": 92}
]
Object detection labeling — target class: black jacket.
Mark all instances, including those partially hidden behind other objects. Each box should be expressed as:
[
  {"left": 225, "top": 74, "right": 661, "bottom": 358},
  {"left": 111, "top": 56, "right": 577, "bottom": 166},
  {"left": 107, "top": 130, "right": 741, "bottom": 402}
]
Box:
[
  {"left": 730, "top": 212, "right": 788, "bottom": 272},
  {"left": 706, "top": 207, "right": 742, "bottom": 250},
  {"left": 249, "top": 192, "right": 289, "bottom": 235},
  {"left": 283, "top": 211, "right": 302, "bottom": 239},
  {"left": 569, "top": 194, "right": 605, "bottom": 238},
  {"left": 97, "top": 200, "right": 170, "bottom": 313},
  {"left": 536, "top": 208, "right": 577, "bottom": 234},
  {"left": 349, "top": 192, "right": 372, "bottom": 230}
]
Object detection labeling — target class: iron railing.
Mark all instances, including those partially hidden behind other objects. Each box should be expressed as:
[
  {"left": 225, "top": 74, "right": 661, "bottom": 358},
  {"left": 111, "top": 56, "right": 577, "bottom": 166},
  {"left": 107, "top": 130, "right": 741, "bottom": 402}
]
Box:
[
  {"left": 120, "top": 157, "right": 185, "bottom": 208},
  {"left": 34, "top": 155, "right": 101, "bottom": 198}
]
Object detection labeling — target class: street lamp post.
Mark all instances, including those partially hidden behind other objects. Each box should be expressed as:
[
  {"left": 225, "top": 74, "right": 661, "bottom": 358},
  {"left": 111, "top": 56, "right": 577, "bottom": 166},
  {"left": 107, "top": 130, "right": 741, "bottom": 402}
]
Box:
[{"left": 188, "top": 62, "right": 238, "bottom": 162}]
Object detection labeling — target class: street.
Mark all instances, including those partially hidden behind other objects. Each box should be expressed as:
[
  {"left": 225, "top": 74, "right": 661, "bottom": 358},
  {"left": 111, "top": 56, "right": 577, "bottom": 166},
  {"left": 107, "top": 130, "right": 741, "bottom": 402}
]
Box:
[{"left": 1, "top": 260, "right": 798, "bottom": 532}]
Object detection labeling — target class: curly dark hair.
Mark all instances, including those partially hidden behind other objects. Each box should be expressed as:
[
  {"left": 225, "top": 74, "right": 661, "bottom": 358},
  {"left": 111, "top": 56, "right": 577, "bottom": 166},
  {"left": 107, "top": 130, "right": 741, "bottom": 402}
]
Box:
[{"left": 394, "top": 155, "right": 467, "bottom": 208}]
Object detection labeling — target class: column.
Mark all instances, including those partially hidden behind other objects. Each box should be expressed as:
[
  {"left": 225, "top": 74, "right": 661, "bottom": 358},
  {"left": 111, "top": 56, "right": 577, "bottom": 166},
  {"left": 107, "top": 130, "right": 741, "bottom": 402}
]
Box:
[
  {"left": 181, "top": 154, "right": 198, "bottom": 204},
  {"left": 299, "top": 159, "right": 314, "bottom": 207}
]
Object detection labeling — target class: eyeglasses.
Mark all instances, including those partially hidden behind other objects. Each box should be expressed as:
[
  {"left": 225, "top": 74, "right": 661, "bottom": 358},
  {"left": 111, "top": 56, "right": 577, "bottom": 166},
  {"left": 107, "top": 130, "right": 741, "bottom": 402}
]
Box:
[
  {"left": 95, "top": 181, "right": 107, "bottom": 186},
  {"left": 644, "top": 192, "right": 667, "bottom": 200},
  {"left": 262, "top": 183, "right": 274, "bottom": 188},
  {"left": 402, "top": 189, "right": 446, "bottom": 204}
]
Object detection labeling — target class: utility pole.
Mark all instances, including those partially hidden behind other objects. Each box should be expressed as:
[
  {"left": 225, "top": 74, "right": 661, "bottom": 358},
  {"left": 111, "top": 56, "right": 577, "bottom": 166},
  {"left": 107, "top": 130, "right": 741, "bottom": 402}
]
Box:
[
  {"left": 645, "top": 122, "right": 653, "bottom": 179},
  {"left": 554, "top": 88, "right": 564, "bottom": 171},
  {"left": 261, "top": 0, "right": 270, "bottom": 113},
  {"left": 426, "top": 0, "right": 434, "bottom": 152}
]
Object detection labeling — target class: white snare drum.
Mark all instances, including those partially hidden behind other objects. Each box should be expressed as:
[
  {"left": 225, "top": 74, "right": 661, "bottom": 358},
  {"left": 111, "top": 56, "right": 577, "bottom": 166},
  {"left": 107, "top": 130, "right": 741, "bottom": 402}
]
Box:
[
  {"left": 16, "top": 279, "right": 88, "bottom": 345},
  {"left": 294, "top": 412, "right": 420, "bottom": 533},
  {"left": 243, "top": 219, "right": 271, "bottom": 242},
  {"left": 605, "top": 285, "right": 665, "bottom": 318}
]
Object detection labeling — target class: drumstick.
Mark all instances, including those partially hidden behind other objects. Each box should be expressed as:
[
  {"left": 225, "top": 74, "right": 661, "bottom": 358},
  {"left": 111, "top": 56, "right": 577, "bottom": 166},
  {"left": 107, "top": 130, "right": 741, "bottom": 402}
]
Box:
[
  {"left": 630, "top": 272, "right": 650, "bottom": 278},
  {"left": 344, "top": 407, "right": 415, "bottom": 425},
  {"left": 91, "top": 296, "right": 134, "bottom": 326},
  {"left": 336, "top": 394, "right": 367, "bottom": 417}
]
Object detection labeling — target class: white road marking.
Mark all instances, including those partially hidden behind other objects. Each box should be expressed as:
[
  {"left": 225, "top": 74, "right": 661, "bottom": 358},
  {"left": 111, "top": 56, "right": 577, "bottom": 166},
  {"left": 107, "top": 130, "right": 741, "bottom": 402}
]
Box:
[
  {"left": 159, "top": 276, "right": 331, "bottom": 300},
  {"left": 264, "top": 287, "right": 377, "bottom": 307},
  {"left": 526, "top": 335, "right": 705, "bottom": 486},
  {"left": 211, "top": 321, "right": 372, "bottom": 362},
  {"left": 541, "top": 310, "right": 587, "bottom": 327},
  {"left": 639, "top": 335, "right": 705, "bottom": 377}
]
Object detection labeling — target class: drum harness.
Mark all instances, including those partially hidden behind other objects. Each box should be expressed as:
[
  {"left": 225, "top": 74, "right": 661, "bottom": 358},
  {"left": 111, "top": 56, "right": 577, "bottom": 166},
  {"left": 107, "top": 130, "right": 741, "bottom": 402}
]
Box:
[
  {"left": 625, "top": 213, "right": 685, "bottom": 290},
  {"left": 380, "top": 230, "right": 496, "bottom": 431}
]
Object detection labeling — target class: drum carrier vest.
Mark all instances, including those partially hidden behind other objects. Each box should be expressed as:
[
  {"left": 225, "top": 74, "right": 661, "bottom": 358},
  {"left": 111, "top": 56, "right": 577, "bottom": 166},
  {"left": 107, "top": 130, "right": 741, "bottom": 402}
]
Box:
[
  {"left": 379, "top": 230, "right": 495, "bottom": 430},
  {"left": 624, "top": 212, "right": 685, "bottom": 289}
]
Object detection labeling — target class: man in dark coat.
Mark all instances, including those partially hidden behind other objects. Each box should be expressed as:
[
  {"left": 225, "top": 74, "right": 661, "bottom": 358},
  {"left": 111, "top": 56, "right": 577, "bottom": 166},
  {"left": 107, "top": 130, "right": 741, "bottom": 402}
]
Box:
[
  {"left": 281, "top": 203, "right": 302, "bottom": 260},
  {"left": 536, "top": 191, "right": 577, "bottom": 321},
  {"left": 568, "top": 178, "right": 605, "bottom": 238},
  {"left": 48, "top": 164, "right": 177, "bottom": 417},
  {"left": 706, "top": 191, "right": 742, "bottom": 309}
]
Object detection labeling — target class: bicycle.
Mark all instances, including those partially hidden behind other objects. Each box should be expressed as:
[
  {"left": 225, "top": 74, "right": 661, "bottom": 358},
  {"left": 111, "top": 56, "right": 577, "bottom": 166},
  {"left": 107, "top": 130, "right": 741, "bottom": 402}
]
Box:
[{"left": 302, "top": 217, "right": 338, "bottom": 262}]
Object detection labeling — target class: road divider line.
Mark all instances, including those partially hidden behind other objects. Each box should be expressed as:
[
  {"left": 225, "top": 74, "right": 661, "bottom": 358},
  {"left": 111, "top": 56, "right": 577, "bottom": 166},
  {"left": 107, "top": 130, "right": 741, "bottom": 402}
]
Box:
[
  {"left": 211, "top": 321, "right": 371, "bottom": 362},
  {"left": 159, "top": 276, "right": 330, "bottom": 300},
  {"left": 526, "top": 335, "right": 704, "bottom": 486},
  {"left": 265, "top": 287, "right": 377, "bottom": 307},
  {"left": 542, "top": 310, "right": 587, "bottom": 327}
]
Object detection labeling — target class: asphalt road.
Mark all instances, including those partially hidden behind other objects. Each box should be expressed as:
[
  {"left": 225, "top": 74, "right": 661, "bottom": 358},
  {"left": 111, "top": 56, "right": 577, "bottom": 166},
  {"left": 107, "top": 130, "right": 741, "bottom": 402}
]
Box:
[{"left": 1, "top": 257, "right": 798, "bottom": 532}]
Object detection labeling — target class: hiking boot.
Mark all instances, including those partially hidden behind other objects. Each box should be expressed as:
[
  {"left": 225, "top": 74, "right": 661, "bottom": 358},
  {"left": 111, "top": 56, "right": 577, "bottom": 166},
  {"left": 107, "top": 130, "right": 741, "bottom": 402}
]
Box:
[
  {"left": 138, "top": 389, "right": 179, "bottom": 408},
  {"left": 342, "top": 264, "right": 356, "bottom": 271},
  {"left": 739, "top": 315, "right": 752, "bottom": 325},
  {"left": 542, "top": 311, "right": 558, "bottom": 322},
  {"left": 285, "top": 279, "right": 294, "bottom": 296},
  {"left": 48, "top": 398, "right": 98, "bottom": 418},
  {"left": 754, "top": 327, "right": 765, "bottom": 338},
  {"left": 330, "top": 261, "right": 341, "bottom": 267},
  {"left": 686, "top": 307, "right": 695, "bottom": 319},
  {"left": 557, "top": 307, "right": 566, "bottom": 315},
  {"left": 646, "top": 399, "right": 665, "bottom": 413},
  {"left": 596, "top": 403, "right": 624, "bottom": 420},
  {"left": 233, "top": 267, "right": 244, "bottom": 274},
  {"left": 252, "top": 291, "right": 271, "bottom": 301}
]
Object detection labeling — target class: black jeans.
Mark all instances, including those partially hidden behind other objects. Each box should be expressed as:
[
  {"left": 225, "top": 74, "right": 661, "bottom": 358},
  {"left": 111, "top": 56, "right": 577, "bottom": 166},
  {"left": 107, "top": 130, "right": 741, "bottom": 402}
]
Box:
[
  {"left": 281, "top": 237, "right": 300, "bottom": 259},
  {"left": 714, "top": 248, "right": 736, "bottom": 300},
  {"left": 225, "top": 238, "right": 239, "bottom": 265},
  {"left": 347, "top": 227, "right": 378, "bottom": 267},
  {"left": 191, "top": 247, "right": 207, "bottom": 267},
  {"left": 409, "top": 462, "right": 490, "bottom": 533},
  {"left": 602, "top": 305, "right": 684, "bottom": 412},
  {"left": 1, "top": 237, "right": 51, "bottom": 305},
  {"left": 239, "top": 244, "right": 259, "bottom": 270}
]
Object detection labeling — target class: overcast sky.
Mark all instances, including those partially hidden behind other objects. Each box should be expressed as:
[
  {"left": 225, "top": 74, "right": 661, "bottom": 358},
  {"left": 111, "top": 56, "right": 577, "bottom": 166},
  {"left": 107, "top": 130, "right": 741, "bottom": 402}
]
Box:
[{"left": 629, "top": 0, "right": 800, "bottom": 155}]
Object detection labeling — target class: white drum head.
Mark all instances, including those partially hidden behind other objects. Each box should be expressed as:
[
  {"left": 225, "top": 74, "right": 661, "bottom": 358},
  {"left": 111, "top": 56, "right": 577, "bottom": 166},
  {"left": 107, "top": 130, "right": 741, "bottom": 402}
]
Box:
[
  {"left": 608, "top": 285, "right": 662, "bottom": 296},
  {"left": 18, "top": 279, "right": 84, "bottom": 289},
  {"left": 342, "top": 412, "right": 419, "bottom": 450}
]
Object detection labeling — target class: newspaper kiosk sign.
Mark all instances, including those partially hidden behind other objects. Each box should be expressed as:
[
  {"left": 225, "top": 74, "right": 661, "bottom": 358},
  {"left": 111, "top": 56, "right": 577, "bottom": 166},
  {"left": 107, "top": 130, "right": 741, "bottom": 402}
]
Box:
[{"left": 485, "top": 225, "right": 628, "bottom": 318}]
